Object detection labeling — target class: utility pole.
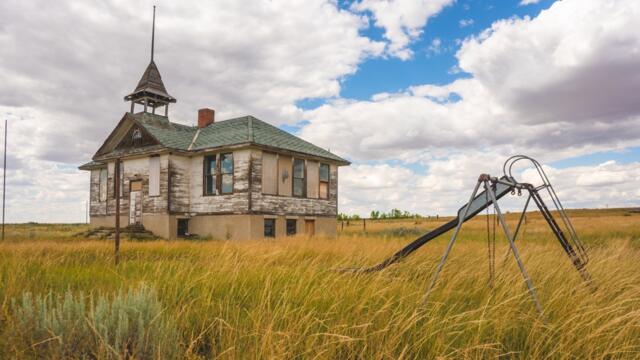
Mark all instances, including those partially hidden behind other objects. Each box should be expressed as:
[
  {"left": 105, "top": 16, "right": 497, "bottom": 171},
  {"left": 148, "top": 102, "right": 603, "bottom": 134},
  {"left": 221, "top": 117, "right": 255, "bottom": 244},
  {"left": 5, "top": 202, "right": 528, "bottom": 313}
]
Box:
[
  {"left": 2, "top": 120, "right": 6, "bottom": 241},
  {"left": 85, "top": 200, "right": 88, "bottom": 224},
  {"left": 114, "top": 158, "right": 121, "bottom": 265}
]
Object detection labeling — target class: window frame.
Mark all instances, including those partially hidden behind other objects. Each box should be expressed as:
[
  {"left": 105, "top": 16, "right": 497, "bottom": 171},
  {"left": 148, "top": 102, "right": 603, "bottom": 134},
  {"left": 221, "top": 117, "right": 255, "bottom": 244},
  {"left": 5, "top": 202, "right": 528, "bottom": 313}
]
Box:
[
  {"left": 292, "top": 158, "right": 306, "bottom": 198},
  {"left": 286, "top": 219, "right": 297, "bottom": 236},
  {"left": 203, "top": 152, "right": 234, "bottom": 196},
  {"left": 219, "top": 153, "right": 234, "bottom": 195},
  {"left": 264, "top": 218, "right": 276, "bottom": 238},
  {"left": 319, "top": 163, "right": 330, "bottom": 199}
]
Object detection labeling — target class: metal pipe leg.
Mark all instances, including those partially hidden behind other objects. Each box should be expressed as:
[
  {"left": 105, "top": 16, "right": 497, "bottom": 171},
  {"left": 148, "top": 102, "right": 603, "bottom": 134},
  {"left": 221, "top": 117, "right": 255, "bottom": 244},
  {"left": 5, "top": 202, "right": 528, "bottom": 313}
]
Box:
[
  {"left": 423, "top": 180, "right": 483, "bottom": 303},
  {"left": 486, "top": 182, "right": 545, "bottom": 318},
  {"left": 501, "top": 194, "right": 531, "bottom": 265}
]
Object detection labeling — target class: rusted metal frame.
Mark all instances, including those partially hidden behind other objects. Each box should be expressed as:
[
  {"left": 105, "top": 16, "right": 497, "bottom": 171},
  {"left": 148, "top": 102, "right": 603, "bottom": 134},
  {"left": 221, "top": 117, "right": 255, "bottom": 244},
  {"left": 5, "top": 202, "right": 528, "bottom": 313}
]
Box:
[
  {"left": 500, "top": 193, "right": 532, "bottom": 265},
  {"left": 423, "top": 178, "right": 482, "bottom": 303},
  {"left": 485, "top": 179, "right": 545, "bottom": 319}
]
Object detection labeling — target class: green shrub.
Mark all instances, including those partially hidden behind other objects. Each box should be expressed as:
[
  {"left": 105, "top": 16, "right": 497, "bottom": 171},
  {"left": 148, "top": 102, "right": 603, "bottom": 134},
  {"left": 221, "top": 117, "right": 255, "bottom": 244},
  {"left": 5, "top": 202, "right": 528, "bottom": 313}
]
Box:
[
  {"left": 10, "top": 286, "right": 178, "bottom": 359},
  {"left": 378, "top": 227, "right": 424, "bottom": 238}
]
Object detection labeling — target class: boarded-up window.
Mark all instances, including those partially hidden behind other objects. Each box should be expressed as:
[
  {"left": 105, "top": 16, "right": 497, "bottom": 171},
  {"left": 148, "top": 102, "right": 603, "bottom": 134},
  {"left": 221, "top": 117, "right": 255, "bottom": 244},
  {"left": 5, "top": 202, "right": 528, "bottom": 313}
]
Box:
[
  {"left": 278, "top": 156, "right": 292, "bottom": 196},
  {"left": 319, "top": 163, "right": 330, "bottom": 199},
  {"left": 149, "top": 156, "right": 160, "bottom": 196},
  {"left": 130, "top": 180, "right": 142, "bottom": 192},
  {"left": 292, "top": 159, "right": 305, "bottom": 197},
  {"left": 99, "top": 168, "right": 108, "bottom": 202},
  {"left": 262, "top": 152, "right": 278, "bottom": 195},
  {"left": 306, "top": 161, "right": 319, "bottom": 198}
]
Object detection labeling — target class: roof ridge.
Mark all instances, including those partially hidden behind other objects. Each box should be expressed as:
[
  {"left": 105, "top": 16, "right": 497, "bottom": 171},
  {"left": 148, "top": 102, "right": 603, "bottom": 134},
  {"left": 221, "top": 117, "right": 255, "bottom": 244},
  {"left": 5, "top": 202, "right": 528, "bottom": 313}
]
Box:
[
  {"left": 247, "top": 116, "right": 254, "bottom": 142},
  {"left": 187, "top": 128, "right": 201, "bottom": 151}
]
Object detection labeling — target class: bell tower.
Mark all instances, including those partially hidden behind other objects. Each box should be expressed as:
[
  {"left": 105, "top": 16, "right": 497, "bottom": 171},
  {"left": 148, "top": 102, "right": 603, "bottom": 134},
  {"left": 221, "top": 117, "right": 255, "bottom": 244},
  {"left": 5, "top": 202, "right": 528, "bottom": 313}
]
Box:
[{"left": 124, "top": 6, "right": 176, "bottom": 116}]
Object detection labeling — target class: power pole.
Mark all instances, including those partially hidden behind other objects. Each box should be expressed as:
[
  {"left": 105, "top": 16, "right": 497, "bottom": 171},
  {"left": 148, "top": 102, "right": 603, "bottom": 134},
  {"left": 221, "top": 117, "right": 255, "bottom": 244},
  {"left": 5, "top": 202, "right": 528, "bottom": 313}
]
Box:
[
  {"left": 115, "top": 158, "right": 121, "bottom": 265},
  {"left": 2, "top": 120, "right": 6, "bottom": 241},
  {"left": 85, "top": 200, "right": 88, "bottom": 224}
]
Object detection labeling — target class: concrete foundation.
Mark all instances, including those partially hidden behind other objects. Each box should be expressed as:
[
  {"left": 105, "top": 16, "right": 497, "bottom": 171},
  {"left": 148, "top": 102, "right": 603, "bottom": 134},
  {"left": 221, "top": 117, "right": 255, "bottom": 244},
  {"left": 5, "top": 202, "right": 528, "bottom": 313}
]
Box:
[{"left": 89, "top": 214, "right": 337, "bottom": 240}]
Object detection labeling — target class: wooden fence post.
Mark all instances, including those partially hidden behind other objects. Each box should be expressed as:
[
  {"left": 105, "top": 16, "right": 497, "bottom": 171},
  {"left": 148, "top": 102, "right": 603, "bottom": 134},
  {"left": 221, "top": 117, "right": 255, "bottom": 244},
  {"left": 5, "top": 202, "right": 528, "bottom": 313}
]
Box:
[{"left": 115, "top": 158, "right": 120, "bottom": 266}]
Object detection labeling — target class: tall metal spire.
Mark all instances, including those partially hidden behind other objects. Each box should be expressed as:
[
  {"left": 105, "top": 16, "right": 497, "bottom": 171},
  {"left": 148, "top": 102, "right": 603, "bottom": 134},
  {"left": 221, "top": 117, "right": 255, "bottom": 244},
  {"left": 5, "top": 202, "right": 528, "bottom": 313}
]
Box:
[
  {"left": 151, "top": 5, "right": 156, "bottom": 62},
  {"left": 125, "top": 5, "right": 176, "bottom": 115}
]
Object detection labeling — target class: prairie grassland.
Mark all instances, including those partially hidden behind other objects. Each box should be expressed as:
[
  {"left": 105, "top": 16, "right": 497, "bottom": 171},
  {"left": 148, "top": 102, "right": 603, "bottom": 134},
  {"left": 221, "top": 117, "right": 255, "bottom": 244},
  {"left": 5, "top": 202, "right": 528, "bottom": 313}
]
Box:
[{"left": 1, "top": 209, "right": 639, "bottom": 359}]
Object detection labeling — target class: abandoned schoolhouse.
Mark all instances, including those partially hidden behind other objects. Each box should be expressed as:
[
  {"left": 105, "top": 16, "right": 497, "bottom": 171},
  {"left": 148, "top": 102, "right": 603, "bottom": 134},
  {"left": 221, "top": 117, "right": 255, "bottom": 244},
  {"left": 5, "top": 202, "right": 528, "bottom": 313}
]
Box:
[{"left": 79, "top": 15, "right": 349, "bottom": 240}]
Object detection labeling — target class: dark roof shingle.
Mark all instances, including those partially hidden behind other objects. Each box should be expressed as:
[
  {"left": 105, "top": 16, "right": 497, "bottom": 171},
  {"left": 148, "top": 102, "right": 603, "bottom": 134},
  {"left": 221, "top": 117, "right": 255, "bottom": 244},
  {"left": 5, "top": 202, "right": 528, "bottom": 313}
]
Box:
[{"left": 128, "top": 113, "right": 349, "bottom": 164}]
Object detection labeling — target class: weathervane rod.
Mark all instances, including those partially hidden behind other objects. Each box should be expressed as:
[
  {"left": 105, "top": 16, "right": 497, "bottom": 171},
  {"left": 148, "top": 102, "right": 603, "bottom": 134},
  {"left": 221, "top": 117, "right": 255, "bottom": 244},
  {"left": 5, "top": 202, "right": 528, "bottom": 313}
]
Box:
[{"left": 151, "top": 5, "right": 156, "bottom": 62}]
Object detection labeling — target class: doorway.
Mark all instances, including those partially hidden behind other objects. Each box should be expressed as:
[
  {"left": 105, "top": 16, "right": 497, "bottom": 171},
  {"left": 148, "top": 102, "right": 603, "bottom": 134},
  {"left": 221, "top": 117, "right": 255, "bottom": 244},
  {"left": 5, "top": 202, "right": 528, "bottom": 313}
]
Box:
[{"left": 129, "top": 180, "right": 142, "bottom": 225}]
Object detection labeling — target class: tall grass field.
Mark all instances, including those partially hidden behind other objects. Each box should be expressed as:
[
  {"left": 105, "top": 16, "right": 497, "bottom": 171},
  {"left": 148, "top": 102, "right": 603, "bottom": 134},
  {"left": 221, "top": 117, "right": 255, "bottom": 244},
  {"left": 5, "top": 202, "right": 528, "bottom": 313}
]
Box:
[{"left": 1, "top": 208, "right": 639, "bottom": 359}]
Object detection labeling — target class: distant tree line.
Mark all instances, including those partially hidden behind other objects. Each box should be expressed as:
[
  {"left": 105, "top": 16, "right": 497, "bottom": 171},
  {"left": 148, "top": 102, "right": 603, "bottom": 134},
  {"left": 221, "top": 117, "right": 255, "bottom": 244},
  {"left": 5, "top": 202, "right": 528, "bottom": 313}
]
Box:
[{"left": 338, "top": 209, "right": 423, "bottom": 221}]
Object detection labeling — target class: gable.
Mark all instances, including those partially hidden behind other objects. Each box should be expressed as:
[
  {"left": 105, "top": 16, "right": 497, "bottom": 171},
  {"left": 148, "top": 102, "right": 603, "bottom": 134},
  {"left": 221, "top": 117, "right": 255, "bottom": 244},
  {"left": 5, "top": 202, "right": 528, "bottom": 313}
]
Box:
[
  {"left": 115, "top": 123, "right": 158, "bottom": 150},
  {"left": 93, "top": 113, "right": 162, "bottom": 159}
]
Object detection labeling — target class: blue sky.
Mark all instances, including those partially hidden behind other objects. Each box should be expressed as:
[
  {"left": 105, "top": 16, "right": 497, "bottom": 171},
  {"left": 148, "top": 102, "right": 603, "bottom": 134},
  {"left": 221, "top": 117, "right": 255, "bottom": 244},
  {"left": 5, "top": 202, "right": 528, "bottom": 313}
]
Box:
[
  {"left": 302, "top": 0, "right": 557, "bottom": 103},
  {"left": 291, "top": 0, "right": 638, "bottom": 172}
]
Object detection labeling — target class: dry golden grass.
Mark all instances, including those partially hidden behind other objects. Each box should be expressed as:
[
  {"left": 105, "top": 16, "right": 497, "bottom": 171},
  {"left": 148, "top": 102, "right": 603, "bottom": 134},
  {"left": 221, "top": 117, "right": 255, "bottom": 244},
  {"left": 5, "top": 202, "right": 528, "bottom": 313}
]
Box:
[{"left": 0, "top": 208, "right": 639, "bottom": 359}]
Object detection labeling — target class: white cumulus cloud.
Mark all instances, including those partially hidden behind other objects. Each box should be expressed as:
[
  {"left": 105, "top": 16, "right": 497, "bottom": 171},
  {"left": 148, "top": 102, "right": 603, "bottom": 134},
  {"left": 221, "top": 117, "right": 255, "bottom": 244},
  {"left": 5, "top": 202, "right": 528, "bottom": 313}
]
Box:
[{"left": 352, "top": 0, "right": 454, "bottom": 59}]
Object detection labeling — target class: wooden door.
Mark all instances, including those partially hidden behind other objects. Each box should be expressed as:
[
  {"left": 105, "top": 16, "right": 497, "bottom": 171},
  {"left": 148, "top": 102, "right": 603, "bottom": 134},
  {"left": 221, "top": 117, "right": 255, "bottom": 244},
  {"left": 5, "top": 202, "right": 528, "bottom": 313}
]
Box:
[
  {"left": 129, "top": 180, "right": 142, "bottom": 225},
  {"left": 305, "top": 220, "right": 315, "bottom": 236}
]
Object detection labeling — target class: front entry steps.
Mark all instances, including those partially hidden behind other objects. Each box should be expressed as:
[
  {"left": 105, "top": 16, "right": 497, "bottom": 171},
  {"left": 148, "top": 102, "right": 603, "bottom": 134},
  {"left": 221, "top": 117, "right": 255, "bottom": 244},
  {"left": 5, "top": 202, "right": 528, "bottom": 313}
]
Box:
[{"left": 79, "top": 225, "right": 159, "bottom": 241}]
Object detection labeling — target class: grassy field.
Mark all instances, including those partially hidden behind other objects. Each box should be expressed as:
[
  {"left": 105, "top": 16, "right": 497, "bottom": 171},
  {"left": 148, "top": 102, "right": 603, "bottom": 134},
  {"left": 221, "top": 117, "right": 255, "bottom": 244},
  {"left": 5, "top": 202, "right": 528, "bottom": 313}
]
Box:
[{"left": 1, "top": 208, "right": 639, "bottom": 359}]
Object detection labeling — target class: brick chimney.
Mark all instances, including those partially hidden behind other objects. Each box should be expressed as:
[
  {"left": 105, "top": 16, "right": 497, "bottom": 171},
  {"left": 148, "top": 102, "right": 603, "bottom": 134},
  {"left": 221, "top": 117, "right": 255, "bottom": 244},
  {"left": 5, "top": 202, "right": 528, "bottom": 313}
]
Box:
[{"left": 198, "top": 108, "right": 215, "bottom": 128}]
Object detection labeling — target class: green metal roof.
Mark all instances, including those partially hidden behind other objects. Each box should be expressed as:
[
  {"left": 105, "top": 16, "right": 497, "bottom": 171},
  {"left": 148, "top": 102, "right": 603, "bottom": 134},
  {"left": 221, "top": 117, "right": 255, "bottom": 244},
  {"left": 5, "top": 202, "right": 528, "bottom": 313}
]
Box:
[
  {"left": 129, "top": 113, "right": 349, "bottom": 164},
  {"left": 78, "top": 160, "right": 105, "bottom": 170},
  {"left": 132, "top": 112, "right": 196, "bottom": 150}
]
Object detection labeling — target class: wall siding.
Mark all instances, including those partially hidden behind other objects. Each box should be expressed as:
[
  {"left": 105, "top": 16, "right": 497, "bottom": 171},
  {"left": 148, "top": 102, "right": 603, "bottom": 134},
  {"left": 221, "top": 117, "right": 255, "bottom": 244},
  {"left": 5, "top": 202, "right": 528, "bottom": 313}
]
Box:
[
  {"left": 169, "top": 155, "right": 191, "bottom": 214},
  {"left": 249, "top": 149, "right": 338, "bottom": 216},
  {"left": 89, "top": 169, "right": 107, "bottom": 216},
  {"left": 89, "top": 148, "right": 340, "bottom": 223},
  {"left": 189, "top": 149, "right": 250, "bottom": 214}
]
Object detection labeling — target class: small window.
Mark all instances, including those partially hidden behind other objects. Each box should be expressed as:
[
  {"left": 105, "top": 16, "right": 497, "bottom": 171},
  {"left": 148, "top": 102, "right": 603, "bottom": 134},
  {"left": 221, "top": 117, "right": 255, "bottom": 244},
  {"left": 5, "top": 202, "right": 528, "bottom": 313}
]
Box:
[
  {"left": 264, "top": 219, "right": 276, "bottom": 238},
  {"left": 286, "top": 219, "right": 297, "bottom": 236},
  {"left": 177, "top": 218, "right": 189, "bottom": 237},
  {"left": 204, "top": 155, "right": 217, "bottom": 195},
  {"left": 293, "top": 159, "right": 305, "bottom": 197},
  {"left": 220, "top": 153, "right": 234, "bottom": 194},
  {"left": 132, "top": 128, "right": 142, "bottom": 145},
  {"left": 99, "top": 168, "right": 108, "bottom": 202},
  {"left": 319, "top": 163, "right": 329, "bottom": 199}
]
